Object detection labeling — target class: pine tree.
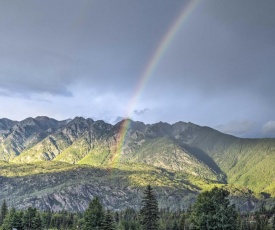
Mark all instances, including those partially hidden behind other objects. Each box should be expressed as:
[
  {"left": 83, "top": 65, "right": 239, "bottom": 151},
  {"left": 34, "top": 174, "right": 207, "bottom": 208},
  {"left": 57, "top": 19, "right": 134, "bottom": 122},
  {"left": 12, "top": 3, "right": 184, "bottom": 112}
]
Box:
[
  {"left": 22, "top": 207, "right": 42, "bottom": 230},
  {"left": 14, "top": 211, "right": 24, "bottom": 230},
  {"left": 172, "top": 221, "right": 179, "bottom": 230},
  {"left": 83, "top": 197, "right": 105, "bottom": 230},
  {"left": 102, "top": 210, "right": 116, "bottom": 230},
  {"left": 114, "top": 211, "right": 119, "bottom": 224},
  {"left": 2, "top": 206, "right": 23, "bottom": 230},
  {"left": 140, "top": 185, "right": 159, "bottom": 230},
  {"left": 2, "top": 206, "right": 14, "bottom": 230},
  {"left": 191, "top": 187, "right": 238, "bottom": 230},
  {"left": 178, "top": 214, "right": 185, "bottom": 230},
  {"left": 41, "top": 209, "right": 52, "bottom": 230},
  {"left": 32, "top": 212, "right": 42, "bottom": 230},
  {"left": 0, "top": 199, "right": 8, "bottom": 226},
  {"left": 271, "top": 215, "right": 275, "bottom": 230}
]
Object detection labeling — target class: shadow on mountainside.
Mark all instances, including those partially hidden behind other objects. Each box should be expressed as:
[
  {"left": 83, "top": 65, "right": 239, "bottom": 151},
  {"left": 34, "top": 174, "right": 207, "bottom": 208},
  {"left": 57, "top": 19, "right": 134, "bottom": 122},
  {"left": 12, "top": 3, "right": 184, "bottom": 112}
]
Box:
[{"left": 182, "top": 144, "right": 227, "bottom": 183}]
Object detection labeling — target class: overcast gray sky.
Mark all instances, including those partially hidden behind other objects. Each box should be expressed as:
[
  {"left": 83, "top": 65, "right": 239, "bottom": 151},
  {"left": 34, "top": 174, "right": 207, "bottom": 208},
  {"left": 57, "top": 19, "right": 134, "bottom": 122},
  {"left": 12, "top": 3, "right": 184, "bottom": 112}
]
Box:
[{"left": 0, "top": 0, "right": 275, "bottom": 138}]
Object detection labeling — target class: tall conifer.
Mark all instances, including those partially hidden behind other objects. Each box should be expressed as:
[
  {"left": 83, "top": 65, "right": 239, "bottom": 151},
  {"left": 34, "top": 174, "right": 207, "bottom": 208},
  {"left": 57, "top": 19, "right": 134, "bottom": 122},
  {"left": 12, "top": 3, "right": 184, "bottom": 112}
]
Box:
[
  {"left": 191, "top": 187, "right": 238, "bottom": 230},
  {"left": 0, "top": 199, "right": 8, "bottom": 226},
  {"left": 83, "top": 197, "right": 105, "bottom": 230},
  {"left": 140, "top": 185, "right": 159, "bottom": 230},
  {"left": 102, "top": 210, "right": 115, "bottom": 230}
]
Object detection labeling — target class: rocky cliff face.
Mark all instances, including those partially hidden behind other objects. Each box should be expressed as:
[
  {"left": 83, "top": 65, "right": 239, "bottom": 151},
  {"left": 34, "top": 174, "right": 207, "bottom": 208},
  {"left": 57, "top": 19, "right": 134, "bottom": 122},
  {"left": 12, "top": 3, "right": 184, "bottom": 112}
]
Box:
[
  {"left": 0, "top": 162, "right": 199, "bottom": 212},
  {"left": 0, "top": 116, "right": 68, "bottom": 160}
]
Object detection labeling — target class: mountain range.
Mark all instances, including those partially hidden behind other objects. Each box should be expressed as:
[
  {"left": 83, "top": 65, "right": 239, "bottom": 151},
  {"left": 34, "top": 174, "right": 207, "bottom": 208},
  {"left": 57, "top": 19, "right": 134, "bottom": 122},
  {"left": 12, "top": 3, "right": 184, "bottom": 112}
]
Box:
[{"left": 1, "top": 116, "right": 275, "bottom": 212}]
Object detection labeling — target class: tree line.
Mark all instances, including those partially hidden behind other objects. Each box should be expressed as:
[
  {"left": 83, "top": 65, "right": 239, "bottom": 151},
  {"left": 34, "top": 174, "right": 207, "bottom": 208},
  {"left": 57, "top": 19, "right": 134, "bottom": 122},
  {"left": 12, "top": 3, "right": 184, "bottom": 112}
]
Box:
[{"left": 1, "top": 186, "right": 275, "bottom": 230}]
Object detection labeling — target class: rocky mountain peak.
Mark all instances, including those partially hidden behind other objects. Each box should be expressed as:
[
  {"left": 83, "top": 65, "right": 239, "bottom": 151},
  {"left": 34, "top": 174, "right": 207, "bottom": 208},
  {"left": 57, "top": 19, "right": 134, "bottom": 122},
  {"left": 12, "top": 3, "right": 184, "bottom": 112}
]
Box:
[
  {"left": 0, "top": 118, "right": 18, "bottom": 131},
  {"left": 145, "top": 121, "right": 172, "bottom": 137},
  {"left": 60, "top": 117, "right": 95, "bottom": 139},
  {"left": 35, "top": 116, "right": 52, "bottom": 120},
  {"left": 67, "top": 116, "right": 94, "bottom": 126},
  {"left": 112, "top": 119, "right": 146, "bottom": 134},
  {"left": 93, "top": 120, "right": 113, "bottom": 131},
  {"left": 14, "top": 116, "right": 60, "bottom": 132},
  {"left": 19, "top": 117, "right": 38, "bottom": 126}
]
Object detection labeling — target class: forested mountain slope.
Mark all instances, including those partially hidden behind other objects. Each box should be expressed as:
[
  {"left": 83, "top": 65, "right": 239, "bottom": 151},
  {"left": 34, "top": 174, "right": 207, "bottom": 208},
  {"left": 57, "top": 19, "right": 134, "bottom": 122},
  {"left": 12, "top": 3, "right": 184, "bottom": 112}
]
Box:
[{"left": 0, "top": 116, "right": 274, "bottom": 211}]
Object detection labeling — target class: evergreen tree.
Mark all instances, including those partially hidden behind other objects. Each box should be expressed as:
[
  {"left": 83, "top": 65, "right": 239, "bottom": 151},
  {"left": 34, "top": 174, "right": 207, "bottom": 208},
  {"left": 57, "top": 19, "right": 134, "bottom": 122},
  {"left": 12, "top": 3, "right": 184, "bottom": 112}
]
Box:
[
  {"left": 32, "top": 212, "right": 42, "bottom": 230},
  {"left": 271, "top": 215, "right": 275, "bottom": 230},
  {"left": 236, "top": 213, "right": 243, "bottom": 230},
  {"left": 41, "top": 209, "right": 52, "bottom": 230},
  {"left": 114, "top": 211, "right": 119, "bottom": 224},
  {"left": 191, "top": 187, "right": 238, "bottom": 230},
  {"left": 254, "top": 212, "right": 269, "bottom": 230},
  {"left": 120, "top": 208, "right": 140, "bottom": 230},
  {"left": 22, "top": 207, "right": 42, "bottom": 230},
  {"left": 0, "top": 199, "right": 8, "bottom": 226},
  {"left": 172, "top": 221, "right": 179, "bottom": 230},
  {"left": 102, "top": 210, "right": 116, "bottom": 230},
  {"left": 2, "top": 206, "right": 15, "bottom": 230},
  {"left": 237, "top": 218, "right": 248, "bottom": 230},
  {"left": 12, "top": 211, "right": 23, "bottom": 230},
  {"left": 140, "top": 185, "right": 159, "bottom": 230},
  {"left": 178, "top": 214, "right": 185, "bottom": 230},
  {"left": 2, "top": 207, "right": 23, "bottom": 230},
  {"left": 83, "top": 197, "right": 105, "bottom": 230}
]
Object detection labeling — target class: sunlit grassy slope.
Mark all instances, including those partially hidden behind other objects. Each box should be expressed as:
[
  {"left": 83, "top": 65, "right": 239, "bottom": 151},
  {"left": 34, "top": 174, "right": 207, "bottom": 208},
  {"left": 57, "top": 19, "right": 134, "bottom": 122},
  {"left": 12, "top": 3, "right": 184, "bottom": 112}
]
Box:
[{"left": 182, "top": 125, "right": 275, "bottom": 194}]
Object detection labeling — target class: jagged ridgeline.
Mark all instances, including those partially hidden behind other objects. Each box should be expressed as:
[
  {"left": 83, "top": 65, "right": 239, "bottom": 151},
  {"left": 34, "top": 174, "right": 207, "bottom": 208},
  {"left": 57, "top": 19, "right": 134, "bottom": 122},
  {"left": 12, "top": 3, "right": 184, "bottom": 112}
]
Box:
[{"left": 0, "top": 116, "right": 275, "bottom": 211}]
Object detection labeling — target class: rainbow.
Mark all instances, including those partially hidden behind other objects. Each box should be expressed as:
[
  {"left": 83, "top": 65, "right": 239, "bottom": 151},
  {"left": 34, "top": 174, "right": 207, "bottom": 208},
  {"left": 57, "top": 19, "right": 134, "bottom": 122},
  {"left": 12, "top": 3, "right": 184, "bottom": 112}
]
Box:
[{"left": 110, "top": 0, "right": 200, "bottom": 168}]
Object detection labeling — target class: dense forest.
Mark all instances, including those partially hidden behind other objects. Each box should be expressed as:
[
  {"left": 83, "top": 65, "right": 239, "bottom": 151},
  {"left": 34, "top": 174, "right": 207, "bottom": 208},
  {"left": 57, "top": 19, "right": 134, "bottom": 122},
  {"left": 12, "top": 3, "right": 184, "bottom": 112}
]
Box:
[{"left": 0, "top": 186, "right": 275, "bottom": 230}]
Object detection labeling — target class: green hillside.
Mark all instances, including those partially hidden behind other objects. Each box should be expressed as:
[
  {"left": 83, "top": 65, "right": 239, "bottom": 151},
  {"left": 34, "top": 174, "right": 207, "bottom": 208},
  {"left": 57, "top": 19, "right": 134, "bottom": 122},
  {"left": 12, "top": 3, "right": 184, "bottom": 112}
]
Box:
[{"left": 178, "top": 125, "right": 275, "bottom": 194}]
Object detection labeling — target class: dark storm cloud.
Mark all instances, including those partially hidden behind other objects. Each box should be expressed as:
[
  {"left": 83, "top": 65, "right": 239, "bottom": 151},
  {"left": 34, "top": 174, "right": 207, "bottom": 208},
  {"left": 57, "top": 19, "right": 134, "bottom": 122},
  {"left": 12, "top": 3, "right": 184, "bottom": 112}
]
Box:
[
  {"left": 0, "top": 0, "right": 185, "bottom": 96},
  {"left": 0, "top": 37, "right": 72, "bottom": 95},
  {"left": 151, "top": 0, "right": 275, "bottom": 99}
]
